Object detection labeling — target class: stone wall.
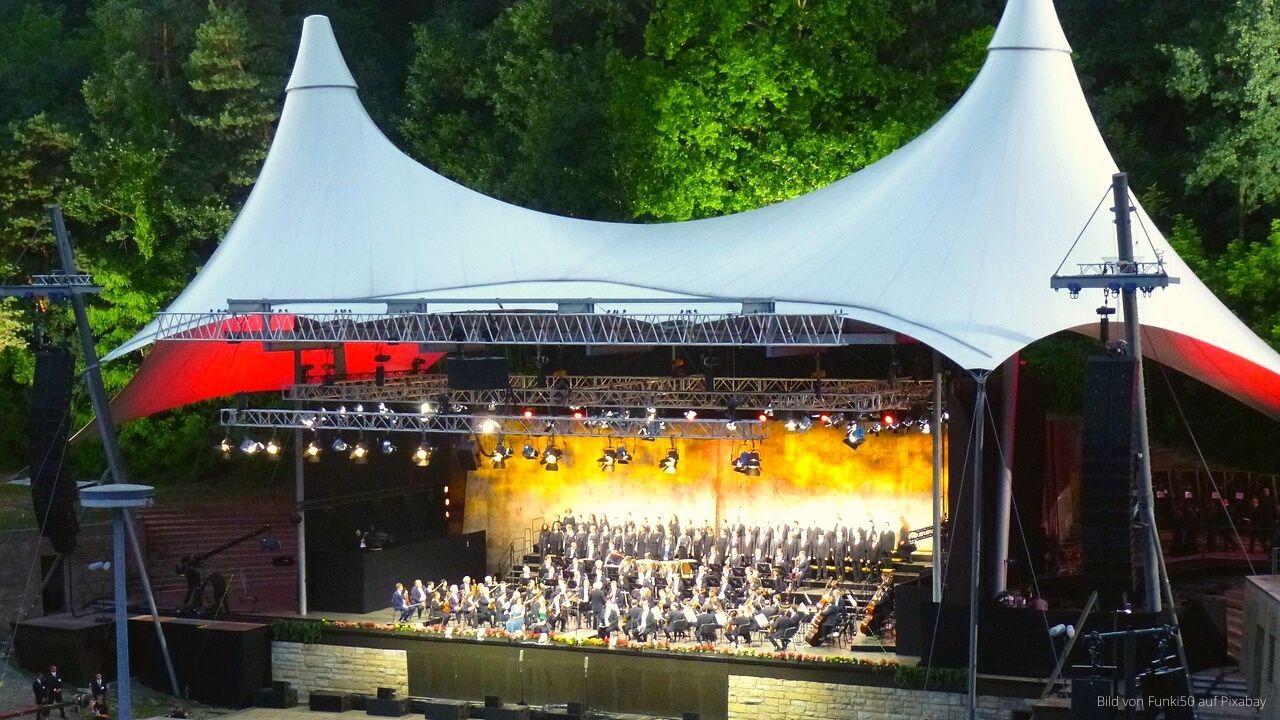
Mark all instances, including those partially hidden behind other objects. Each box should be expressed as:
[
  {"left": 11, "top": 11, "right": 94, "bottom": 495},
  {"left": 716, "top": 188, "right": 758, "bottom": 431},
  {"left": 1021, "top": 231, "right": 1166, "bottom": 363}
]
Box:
[
  {"left": 728, "top": 675, "right": 1031, "bottom": 720},
  {"left": 0, "top": 524, "right": 114, "bottom": 631},
  {"left": 271, "top": 641, "right": 408, "bottom": 699}
]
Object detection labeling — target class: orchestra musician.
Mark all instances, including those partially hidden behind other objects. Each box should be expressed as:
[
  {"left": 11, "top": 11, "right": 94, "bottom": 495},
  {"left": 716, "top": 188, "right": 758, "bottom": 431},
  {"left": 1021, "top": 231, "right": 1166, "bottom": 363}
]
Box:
[
  {"left": 411, "top": 579, "right": 428, "bottom": 620},
  {"left": 767, "top": 607, "right": 800, "bottom": 650},
  {"left": 390, "top": 582, "right": 414, "bottom": 622},
  {"left": 598, "top": 598, "right": 621, "bottom": 639}
]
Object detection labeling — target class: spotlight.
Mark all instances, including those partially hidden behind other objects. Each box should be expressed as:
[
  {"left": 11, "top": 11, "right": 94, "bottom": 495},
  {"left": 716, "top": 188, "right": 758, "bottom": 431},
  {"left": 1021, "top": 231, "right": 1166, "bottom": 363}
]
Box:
[
  {"left": 725, "top": 420, "right": 737, "bottom": 431},
  {"left": 380, "top": 438, "right": 396, "bottom": 454},
  {"left": 683, "top": 410, "right": 698, "bottom": 420},
  {"left": 784, "top": 417, "right": 798, "bottom": 432},
  {"left": 354, "top": 404, "right": 364, "bottom": 413},
  {"left": 420, "top": 401, "right": 436, "bottom": 416},
  {"left": 522, "top": 408, "right": 534, "bottom": 418},
  {"left": 640, "top": 420, "right": 660, "bottom": 440},
  {"left": 331, "top": 436, "right": 350, "bottom": 453},
  {"left": 264, "top": 438, "right": 280, "bottom": 456},
  {"left": 743, "top": 450, "right": 761, "bottom": 476},
  {"left": 615, "top": 445, "right": 632, "bottom": 464},
  {"left": 797, "top": 416, "right": 813, "bottom": 431},
  {"left": 920, "top": 420, "right": 931, "bottom": 434},
  {"left": 240, "top": 438, "right": 263, "bottom": 455},
  {"left": 491, "top": 442, "right": 512, "bottom": 469},
  {"left": 377, "top": 402, "right": 389, "bottom": 414},
  {"left": 843, "top": 425, "right": 867, "bottom": 451},
  {"left": 598, "top": 448, "right": 617, "bottom": 472},
  {"left": 541, "top": 444, "right": 562, "bottom": 471},
  {"left": 757, "top": 412, "right": 768, "bottom": 423},
  {"left": 881, "top": 411, "right": 896, "bottom": 427},
  {"left": 521, "top": 442, "right": 538, "bottom": 460},
  {"left": 218, "top": 437, "right": 233, "bottom": 457},
  {"left": 349, "top": 442, "right": 368, "bottom": 463},
  {"left": 413, "top": 443, "right": 434, "bottom": 467},
  {"left": 658, "top": 448, "right": 679, "bottom": 474},
  {"left": 304, "top": 440, "right": 322, "bottom": 462},
  {"left": 479, "top": 418, "right": 499, "bottom": 434}
]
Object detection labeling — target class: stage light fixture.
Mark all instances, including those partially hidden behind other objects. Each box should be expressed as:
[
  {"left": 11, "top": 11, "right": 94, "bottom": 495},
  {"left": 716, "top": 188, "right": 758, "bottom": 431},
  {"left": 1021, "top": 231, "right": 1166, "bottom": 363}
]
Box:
[
  {"left": 725, "top": 420, "right": 737, "bottom": 431},
  {"left": 443, "top": 485, "right": 449, "bottom": 494},
  {"left": 797, "top": 416, "right": 813, "bottom": 431},
  {"left": 920, "top": 420, "right": 931, "bottom": 434},
  {"left": 522, "top": 408, "right": 534, "bottom": 418},
  {"left": 784, "top": 417, "right": 799, "bottom": 432},
  {"left": 380, "top": 437, "right": 397, "bottom": 454},
  {"left": 843, "top": 424, "right": 867, "bottom": 451},
  {"left": 420, "top": 401, "right": 437, "bottom": 416},
  {"left": 354, "top": 404, "right": 364, "bottom": 413},
  {"left": 304, "top": 440, "right": 322, "bottom": 462},
  {"left": 444, "top": 511, "right": 450, "bottom": 519},
  {"left": 332, "top": 436, "right": 350, "bottom": 453},
  {"left": 541, "top": 444, "right": 563, "bottom": 471},
  {"left": 598, "top": 448, "right": 617, "bottom": 472},
  {"left": 521, "top": 442, "right": 538, "bottom": 460},
  {"left": 413, "top": 443, "right": 434, "bottom": 467},
  {"left": 350, "top": 441, "right": 368, "bottom": 463},
  {"left": 683, "top": 410, "right": 698, "bottom": 420},
  {"left": 881, "top": 411, "right": 896, "bottom": 427},
  {"left": 218, "top": 437, "right": 233, "bottom": 457},
  {"left": 744, "top": 450, "right": 761, "bottom": 476},
  {"left": 658, "top": 448, "right": 679, "bottom": 474},
  {"left": 491, "top": 442, "right": 512, "bottom": 469},
  {"left": 615, "top": 445, "right": 632, "bottom": 464},
  {"left": 757, "top": 412, "right": 768, "bottom": 423},
  {"left": 479, "top": 418, "right": 500, "bottom": 434},
  {"left": 240, "top": 437, "right": 263, "bottom": 455}
]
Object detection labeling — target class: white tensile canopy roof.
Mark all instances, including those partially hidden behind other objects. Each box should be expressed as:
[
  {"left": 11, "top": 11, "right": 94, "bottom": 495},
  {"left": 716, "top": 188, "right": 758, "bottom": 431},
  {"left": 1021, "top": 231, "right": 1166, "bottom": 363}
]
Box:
[{"left": 105, "top": 0, "right": 1280, "bottom": 419}]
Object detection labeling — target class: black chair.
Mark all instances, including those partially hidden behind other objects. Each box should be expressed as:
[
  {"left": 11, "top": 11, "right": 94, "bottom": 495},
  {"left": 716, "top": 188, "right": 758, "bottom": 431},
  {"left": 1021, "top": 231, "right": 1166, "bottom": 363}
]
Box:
[
  {"left": 696, "top": 622, "right": 718, "bottom": 643},
  {"left": 667, "top": 618, "right": 690, "bottom": 641}
]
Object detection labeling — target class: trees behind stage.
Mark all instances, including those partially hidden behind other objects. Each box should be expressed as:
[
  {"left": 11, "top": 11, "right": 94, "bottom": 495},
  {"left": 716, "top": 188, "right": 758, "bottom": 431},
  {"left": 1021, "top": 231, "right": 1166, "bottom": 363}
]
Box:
[{"left": 0, "top": 0, "right": 1276, "bottom": 481}]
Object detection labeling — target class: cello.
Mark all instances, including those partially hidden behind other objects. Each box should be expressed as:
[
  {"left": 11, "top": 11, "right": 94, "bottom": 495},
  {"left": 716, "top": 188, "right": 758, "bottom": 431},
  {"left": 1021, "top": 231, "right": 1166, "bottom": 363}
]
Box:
[{"left": 805, "top": 596, "right": 831, "bottom": 647}]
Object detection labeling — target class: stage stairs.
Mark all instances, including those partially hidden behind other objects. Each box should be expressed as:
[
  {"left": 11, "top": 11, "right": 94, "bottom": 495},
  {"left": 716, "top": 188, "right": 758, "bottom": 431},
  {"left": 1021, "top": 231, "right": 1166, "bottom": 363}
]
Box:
[{"left": 134, "top": 498, "right": 298, "bottom": 613}]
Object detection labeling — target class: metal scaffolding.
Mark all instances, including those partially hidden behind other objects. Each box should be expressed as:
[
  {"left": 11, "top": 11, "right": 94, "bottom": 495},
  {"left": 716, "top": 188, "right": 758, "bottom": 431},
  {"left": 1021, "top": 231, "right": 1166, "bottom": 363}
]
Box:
[
  {"left": 283, "top": 374, "right": 932, "bottom": 413},
  {"left": 154, "top": 306, "right": 899, "bottom": 348},
  {"left": 219, "top": 408, "right": 768, "bottom": 441}
]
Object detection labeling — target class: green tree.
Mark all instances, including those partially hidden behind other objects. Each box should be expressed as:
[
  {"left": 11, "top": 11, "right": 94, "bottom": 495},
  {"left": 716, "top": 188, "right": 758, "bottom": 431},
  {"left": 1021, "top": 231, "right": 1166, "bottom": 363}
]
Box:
[{"left": 611, "top": 0, "right": 989, "bottom": 220}]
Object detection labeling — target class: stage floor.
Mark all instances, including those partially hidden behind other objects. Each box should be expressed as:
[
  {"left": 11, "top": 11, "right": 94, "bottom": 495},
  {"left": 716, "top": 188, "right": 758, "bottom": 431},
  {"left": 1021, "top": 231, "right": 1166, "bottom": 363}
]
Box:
[{"left": 259, "top": 607, "right": 910, "bottom": 664}]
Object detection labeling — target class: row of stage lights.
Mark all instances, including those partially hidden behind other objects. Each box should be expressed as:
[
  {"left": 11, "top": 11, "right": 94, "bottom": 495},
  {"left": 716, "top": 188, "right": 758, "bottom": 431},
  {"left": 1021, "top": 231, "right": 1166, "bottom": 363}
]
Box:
[{"left": 221, "top": 408, "right": 944, "bottom": 476}]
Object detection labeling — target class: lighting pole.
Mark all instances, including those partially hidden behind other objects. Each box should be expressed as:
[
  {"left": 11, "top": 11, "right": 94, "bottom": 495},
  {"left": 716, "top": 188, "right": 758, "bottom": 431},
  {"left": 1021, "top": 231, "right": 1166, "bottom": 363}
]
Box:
[{"left": 81, "top": 484, "right": 156, "bottom": 720}]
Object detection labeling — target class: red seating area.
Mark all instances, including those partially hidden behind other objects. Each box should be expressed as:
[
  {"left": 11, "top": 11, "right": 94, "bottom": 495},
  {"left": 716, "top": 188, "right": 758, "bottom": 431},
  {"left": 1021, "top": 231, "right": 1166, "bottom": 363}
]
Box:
[{"left": 135, "top": 498, "right": 298, "bottom": 613}]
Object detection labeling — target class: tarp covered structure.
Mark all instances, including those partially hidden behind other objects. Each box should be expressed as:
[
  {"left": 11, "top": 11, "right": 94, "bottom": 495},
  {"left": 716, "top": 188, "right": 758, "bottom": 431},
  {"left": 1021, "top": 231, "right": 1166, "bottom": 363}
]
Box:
[{"left": 105, "top": 0, "right": 1280, "bottom": 420}]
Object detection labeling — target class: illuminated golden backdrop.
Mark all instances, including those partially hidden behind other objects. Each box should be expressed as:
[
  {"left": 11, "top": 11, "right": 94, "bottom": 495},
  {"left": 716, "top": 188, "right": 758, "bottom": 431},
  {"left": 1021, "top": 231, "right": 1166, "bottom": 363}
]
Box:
[{"left": 463, "top": 427, "right": 946, "bottom": 568}]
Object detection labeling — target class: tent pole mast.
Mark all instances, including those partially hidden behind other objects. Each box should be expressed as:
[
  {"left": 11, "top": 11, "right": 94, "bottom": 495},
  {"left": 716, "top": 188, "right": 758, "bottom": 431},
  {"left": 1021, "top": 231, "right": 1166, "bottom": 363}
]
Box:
[
  {"left": 931, "top": 353, "right": 943, "bottom": 603},
  {"left": 48, "top": 205, "right": 180, "bottom": 699},
  {"left": 990, "top": 354, "right": 1018, "bottom": 595},
  {"left": 294, "top": 350, "right": 308, "bottom": 616},
  {"left": 1112, "top": 173, "right": 1161, "bottom": 613},
  {"left": 967, "top": 372, "right": 988, "bottom": 720}
]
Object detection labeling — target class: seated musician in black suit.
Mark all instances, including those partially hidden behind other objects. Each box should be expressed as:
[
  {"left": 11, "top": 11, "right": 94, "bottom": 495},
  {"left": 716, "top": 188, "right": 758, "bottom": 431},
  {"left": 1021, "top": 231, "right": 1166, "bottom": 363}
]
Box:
[
  {"left": 726, "top": 609, "right": 753, "bottom": 647},
  {"left": 767, "top": 608, "right": 800, "bottom": 650},
  {"left": 695, "top": 606, "right": 720, "bottom": 643},
  {"left": 597, "top": 599, "right": 621, "bottom": 639},
  {"left": 391, "top": 582, "right": 414, "bottom": 622}
]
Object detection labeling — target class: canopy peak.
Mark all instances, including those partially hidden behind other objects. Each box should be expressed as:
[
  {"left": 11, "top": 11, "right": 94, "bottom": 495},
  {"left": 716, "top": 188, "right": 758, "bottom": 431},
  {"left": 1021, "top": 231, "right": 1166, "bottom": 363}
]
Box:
[{"left": 286, "top": 15, "right": 358, "bottom": 91}]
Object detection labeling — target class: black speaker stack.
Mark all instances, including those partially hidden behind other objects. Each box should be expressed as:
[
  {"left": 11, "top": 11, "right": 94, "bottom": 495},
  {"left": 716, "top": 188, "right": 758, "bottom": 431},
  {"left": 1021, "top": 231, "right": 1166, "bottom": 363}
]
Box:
[
  {"left": 1079, "top": 355, "right": 1138, "bottom": 608},
  {"left": 28, "top": 347, "right": 79, "bottom": 553}
]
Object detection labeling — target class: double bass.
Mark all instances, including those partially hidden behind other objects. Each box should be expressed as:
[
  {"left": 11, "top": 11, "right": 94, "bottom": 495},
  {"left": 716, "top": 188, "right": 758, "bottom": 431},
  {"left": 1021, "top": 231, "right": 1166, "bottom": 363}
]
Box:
[{"left": 859, "top": 576, "right": 891, "bottom": 636}]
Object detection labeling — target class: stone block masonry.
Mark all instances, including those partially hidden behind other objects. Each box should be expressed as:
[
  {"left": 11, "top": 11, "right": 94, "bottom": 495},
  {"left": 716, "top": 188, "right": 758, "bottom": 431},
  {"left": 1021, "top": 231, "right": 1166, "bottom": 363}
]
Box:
[
  {"left": 728, "top": 675, "right": 1031, "bottom": 720},
  {"left": 272, "top": 642, "right": 408, "bottom": 699}
]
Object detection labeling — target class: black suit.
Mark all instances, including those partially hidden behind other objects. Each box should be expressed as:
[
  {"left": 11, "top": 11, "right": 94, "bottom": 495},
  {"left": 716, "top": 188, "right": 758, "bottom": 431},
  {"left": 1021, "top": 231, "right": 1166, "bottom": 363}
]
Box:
[
  {"left": 695, "top": 611, "right": 719, "bottom": 642},
  {"left": 768, "top": 613, "right": 799, "bottom": 649},
  {"left": 47, "top": 672, "right": 65, "bottom": 718},
  {"left": 90, "top": 678, "right": 109, "bottom": 702},
  {"left": 32, "top": 678, "right": 48, "bottom": 719}
]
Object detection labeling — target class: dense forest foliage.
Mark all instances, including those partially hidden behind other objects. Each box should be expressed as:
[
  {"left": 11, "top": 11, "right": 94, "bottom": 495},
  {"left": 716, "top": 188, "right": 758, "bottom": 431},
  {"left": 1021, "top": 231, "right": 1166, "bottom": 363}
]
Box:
[{"left": 0, "top": 0, "right": 1277, "bottom": 480}]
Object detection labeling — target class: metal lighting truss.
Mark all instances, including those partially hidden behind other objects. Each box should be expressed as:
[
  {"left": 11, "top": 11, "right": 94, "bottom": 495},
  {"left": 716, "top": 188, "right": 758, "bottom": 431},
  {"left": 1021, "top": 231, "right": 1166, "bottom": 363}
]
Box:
[
  {"left": 1050, "top": 258, "right": 1176, "bottom": 298},
  {"left": 152, "top": 297, "right": 900, "bottom": 348},
  {"left": 219, "top": 408, "right": 768, "bottom": 441},
  {"left": 284, "top": 374, "right": 933, "bottom": 414},
  {"left": 0, "top": 273, "right": 102, "bottom": 298}
]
